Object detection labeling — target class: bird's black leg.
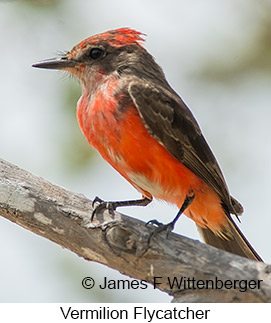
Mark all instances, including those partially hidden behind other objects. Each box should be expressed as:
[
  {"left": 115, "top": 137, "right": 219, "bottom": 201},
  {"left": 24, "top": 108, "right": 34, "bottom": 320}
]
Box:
[
  {"left": 91, "top": 196, "right": 152, "bottom": 221},
  {"left": 147, "top": 192, "right": 195, "bottom": 239}
]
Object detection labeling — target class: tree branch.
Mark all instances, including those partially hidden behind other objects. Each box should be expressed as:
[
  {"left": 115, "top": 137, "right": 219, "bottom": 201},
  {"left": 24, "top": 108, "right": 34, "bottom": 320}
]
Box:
[{"left": 0, "top": 158, "right": 270, "bottom": 302}]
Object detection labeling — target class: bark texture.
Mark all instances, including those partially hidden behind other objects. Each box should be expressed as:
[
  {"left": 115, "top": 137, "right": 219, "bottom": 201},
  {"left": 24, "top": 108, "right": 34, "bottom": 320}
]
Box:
[{"left": 0, "top": 158, "right": 270, "bottom": 302}]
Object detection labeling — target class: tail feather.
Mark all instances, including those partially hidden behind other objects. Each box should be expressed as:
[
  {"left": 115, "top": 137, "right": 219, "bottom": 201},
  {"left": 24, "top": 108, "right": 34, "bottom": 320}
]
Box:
[{"left": 197, "top": 217, "right": 263, "bottom": 261}]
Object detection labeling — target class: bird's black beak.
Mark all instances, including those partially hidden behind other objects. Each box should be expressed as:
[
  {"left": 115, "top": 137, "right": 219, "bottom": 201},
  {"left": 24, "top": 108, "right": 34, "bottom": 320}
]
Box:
[{"left": 32, "top": 57, "right": 76, "bottom": 70}]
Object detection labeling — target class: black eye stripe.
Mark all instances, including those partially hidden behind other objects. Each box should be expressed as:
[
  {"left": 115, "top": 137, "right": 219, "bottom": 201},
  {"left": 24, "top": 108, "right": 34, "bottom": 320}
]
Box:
[{"left": 89, "top": 48, "right": 104, "bottom": 59}]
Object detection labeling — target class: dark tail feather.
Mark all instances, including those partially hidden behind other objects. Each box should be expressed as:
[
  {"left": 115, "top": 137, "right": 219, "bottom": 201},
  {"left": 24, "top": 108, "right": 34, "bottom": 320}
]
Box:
[{"left": 197, "top": 218, "right": 263, "bottom": 261}]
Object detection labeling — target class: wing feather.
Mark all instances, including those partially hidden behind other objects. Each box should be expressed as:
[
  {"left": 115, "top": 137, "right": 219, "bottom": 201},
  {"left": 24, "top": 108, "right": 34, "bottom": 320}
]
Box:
[{"left": 128, "top": 80, "right": 239, "bottom": 214}]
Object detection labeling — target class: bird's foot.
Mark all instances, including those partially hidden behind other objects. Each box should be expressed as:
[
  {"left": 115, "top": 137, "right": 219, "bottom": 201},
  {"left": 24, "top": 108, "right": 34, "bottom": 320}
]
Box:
[{"left": 91, "top": 196, "right": 152, "bottom": 221}]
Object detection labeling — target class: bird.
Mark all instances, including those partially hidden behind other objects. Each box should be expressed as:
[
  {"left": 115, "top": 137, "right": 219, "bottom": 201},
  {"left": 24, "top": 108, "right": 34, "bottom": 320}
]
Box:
[{"left": 33, "top": 28, "right": 262, "bottom": 261}]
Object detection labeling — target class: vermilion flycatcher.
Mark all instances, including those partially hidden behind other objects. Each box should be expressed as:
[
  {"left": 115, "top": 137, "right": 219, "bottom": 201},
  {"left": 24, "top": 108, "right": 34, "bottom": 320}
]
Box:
[{"left": 33, "top": 28, "right": 262, "bottom": 261}]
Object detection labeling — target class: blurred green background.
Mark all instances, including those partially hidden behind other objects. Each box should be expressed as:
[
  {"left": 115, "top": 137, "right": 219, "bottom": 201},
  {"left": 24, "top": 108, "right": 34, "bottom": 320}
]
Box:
[{"left": 0, "top": 0, "right": 270, "bottom": 302}]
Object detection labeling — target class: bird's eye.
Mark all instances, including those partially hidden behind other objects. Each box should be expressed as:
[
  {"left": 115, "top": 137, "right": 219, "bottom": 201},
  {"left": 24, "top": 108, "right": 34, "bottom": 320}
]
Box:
[{"left": 89, "top": 48, "right": 104, "bottom": 59}]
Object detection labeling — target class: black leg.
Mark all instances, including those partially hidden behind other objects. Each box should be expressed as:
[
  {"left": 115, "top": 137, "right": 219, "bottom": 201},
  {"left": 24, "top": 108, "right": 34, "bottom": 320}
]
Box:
[
  {"left": 91, "top": 196, "right": 152, "bottom": 221},
  {"left": 147, "top": 193, "right": 195, "bottom": 239}
]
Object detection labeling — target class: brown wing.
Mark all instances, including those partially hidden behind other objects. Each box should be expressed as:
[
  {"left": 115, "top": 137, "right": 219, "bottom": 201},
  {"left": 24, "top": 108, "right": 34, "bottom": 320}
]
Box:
[{"left": 128, "top": 80, "right": 240, "bottom": 214}]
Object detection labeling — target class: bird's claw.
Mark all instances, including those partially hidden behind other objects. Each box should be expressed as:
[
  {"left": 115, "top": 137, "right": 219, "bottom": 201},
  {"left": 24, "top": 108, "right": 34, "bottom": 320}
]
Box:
[
  {"left": 92, "top": 196, "right": 103, "bottom": 208},
  {"left": 91, "top": 196, "right": 116, "bottom": 221},
  {"left": 146, "top": 219, "right": 174, "bottom": 240},
  {"left": 145, "top": 219, "right": 163, "bottom": 227}
]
